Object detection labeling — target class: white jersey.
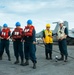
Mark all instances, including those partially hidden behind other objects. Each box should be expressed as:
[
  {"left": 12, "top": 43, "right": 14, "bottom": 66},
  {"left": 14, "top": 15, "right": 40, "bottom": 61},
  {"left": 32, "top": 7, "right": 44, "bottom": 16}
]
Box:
[{"left": 57, "top": 26, "right": 66, "bottom": 39}]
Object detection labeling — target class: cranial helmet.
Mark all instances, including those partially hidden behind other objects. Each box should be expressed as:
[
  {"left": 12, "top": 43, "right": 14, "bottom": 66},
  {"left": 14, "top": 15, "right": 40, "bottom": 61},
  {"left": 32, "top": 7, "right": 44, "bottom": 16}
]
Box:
[
  {"left": 3, "top": 23, "right": 8, "bottom": 27},
  {"left": 15, "top": 22, "right": 21, "bottom": 26},
  {"left": 27, "top": 19, "right": 32, "bottom": 25},
  {"left": 58, "top": 20, "right": 64, "bottom": 24},
  {"left": 46, "top": 24, "right": 51, "bottom": 27}
]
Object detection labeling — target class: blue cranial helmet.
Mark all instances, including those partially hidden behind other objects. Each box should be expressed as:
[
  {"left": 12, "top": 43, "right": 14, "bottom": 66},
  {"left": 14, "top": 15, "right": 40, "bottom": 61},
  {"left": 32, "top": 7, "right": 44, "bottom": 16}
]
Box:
[
  {"left": 15, "top": 22, "right": 21, "bottom": 26},
  {"left": 3, "top": 23, "right": 8, "bottom": 27},
  {"left": 27, "top": 19, "right": 32, "bottom": 25}
]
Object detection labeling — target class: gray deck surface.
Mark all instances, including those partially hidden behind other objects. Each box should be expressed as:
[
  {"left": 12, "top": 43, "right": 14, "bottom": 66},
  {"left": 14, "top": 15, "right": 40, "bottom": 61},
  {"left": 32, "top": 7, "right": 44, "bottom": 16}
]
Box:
[{"left": 0, "top": 42, "right": 74, "bottom": 75}]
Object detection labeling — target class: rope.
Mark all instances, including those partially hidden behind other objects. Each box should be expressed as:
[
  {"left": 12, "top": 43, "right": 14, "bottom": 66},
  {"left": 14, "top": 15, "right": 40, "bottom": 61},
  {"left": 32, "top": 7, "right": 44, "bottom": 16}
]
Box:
[{"left": 36, "top": 43, "right": 74, "bottom": 59}]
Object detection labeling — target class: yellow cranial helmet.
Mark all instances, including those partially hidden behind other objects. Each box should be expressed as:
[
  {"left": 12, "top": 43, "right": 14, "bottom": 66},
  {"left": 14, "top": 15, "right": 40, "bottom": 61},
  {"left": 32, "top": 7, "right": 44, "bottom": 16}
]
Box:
[{"left": 46, "top": 24, "right": 50, "bottom": 27}]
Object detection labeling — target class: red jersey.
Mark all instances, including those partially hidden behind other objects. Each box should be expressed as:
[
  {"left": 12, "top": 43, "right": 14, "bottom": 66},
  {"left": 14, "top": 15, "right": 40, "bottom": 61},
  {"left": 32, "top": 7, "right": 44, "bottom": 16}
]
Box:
[
  {"left": 12, "top": 28, "right": 23, "bottom": 39},
  {"left": 23, "top": 25, "right": 34, "bottom": 36},
  {"left": 1, "top": 28, "right": 10, "bottom": 39}
]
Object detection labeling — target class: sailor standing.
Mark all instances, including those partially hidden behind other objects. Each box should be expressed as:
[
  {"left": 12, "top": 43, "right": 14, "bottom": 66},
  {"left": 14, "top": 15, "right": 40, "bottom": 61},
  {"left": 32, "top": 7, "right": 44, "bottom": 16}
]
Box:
[{"left": 57, "top": 20, "right": 68, "bottom": 62}]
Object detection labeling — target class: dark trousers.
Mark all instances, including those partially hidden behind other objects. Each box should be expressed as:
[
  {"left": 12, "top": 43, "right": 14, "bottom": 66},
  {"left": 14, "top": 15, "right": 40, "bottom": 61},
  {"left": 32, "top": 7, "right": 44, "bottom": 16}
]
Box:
[
  {"left": 0, "top": 39, "right": 1, "bottom": 50},
  {"left": 58, "top": 39, "right": 68, "bottom": 56},
  {"left": 0, "top": 39, "right": 10, "bottom": 58},
  {"left": 45, "top": 43, "right": 53, "bottom": 58},
  {"left": 13, "top": 40, "right": 24, "bottom": 62},
  {"left": 34, "top": 44, "right": 36, "bottom": 52},
  {"left": 24, "top": 42, "right": 36, "bottom": 63}
]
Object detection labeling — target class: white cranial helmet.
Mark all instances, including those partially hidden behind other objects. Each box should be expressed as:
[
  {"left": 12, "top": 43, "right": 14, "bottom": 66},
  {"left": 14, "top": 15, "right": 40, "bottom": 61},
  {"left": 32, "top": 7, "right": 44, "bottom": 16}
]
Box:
[{"left": 58, "top": 20, "right": 64, "bottom": 24}]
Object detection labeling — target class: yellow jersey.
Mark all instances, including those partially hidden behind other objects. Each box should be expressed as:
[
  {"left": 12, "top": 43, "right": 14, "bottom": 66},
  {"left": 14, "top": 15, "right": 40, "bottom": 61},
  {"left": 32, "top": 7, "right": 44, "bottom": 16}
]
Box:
[{"left": 43, "top": 30, "right": 53, "bottom": 44}]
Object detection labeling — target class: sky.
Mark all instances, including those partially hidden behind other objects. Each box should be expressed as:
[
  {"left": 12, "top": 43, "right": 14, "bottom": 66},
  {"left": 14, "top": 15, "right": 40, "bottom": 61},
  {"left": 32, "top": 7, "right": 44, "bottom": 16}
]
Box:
[{"left": 0, "top": 0, "right": 74, "bottom": 33}]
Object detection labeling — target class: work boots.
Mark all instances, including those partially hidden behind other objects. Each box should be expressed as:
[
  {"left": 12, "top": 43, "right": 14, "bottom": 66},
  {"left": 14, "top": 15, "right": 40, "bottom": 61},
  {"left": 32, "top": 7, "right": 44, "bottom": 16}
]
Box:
[
  {"left": 14, "top": 60, "right": 19, "bottom": 64},
  {"left": 23, "top": 60, "right": 29, "bottom": 66},
  {"left": 45, "top": 53, "right": 49, "bottom": 60},
  {"left": 33, "top": 62, "right": 36, "bottom": 69},
  {"left": 8, "top": 55, "right": 11, "bottom": 61},
  {"left": 46, "top": 53, "right": 52, "bottom": 60},
  {"left": 20, "top": 59, "right": 24, "bottom": 66},
  {"left": 14, "top": 58, "right": 19, "bottom": 64}
]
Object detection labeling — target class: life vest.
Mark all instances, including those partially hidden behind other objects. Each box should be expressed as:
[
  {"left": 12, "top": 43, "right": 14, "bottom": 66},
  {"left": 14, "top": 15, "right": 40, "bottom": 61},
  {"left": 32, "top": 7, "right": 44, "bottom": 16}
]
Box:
[
  {"left": 12, "top": 28, "right": 23, "bottom": 39},
  {"left": 44, "top": 30, "right": 53, "bottom": 43},
  {"left": 1, "top": 28, "right": 10, "bottom": 39},
  {"left": 57, "top": 26, "right": 66, "bottom": 39},
  {"left": 23, "top": 25, "right": 34, "bottom": 36}
]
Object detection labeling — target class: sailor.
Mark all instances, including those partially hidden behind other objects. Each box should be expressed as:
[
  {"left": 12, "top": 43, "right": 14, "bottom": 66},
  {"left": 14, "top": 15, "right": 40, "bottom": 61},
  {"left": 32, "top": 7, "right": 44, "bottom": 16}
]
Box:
[
  {"left": 57, "top": 20, "right": 68, "bottom": 62},
  {"left": 42, "top": 24, "right": 53, "bottom": 60},
  {"left": 23, "top": 19, "right": 37, "bottom": 69},
  {"left": 11, "top": 22, "right": 24, "bottom": 65},
  {"left": 0, "top": 23, "right": 11, "bottom": 61}
]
